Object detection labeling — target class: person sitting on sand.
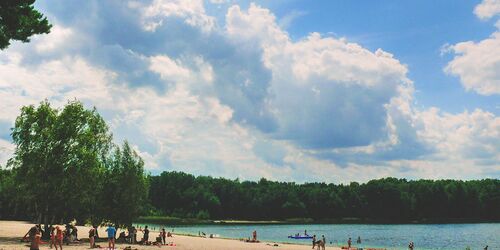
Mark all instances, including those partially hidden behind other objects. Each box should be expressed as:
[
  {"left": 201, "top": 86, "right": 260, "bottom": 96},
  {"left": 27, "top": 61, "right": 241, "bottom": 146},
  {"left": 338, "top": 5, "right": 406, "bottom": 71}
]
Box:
[
  {"left": 29, "top": 226, "right": 41, "bottom": 250},
  {"left": 106, "top": 224, "right": 117, "bottom": 250}
]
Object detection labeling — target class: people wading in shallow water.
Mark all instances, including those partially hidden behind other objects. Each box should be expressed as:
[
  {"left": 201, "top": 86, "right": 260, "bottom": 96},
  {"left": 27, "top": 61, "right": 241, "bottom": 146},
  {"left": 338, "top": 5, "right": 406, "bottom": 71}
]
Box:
[{"left": 408, "top": 241, "right": 414, "bottom": 250}]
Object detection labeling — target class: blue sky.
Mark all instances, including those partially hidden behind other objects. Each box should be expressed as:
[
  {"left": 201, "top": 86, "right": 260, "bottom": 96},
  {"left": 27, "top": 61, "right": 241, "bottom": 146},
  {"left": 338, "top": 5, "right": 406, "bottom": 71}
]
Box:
[{"left": 0, "top": 0, "right": 498, "bottom": 183}]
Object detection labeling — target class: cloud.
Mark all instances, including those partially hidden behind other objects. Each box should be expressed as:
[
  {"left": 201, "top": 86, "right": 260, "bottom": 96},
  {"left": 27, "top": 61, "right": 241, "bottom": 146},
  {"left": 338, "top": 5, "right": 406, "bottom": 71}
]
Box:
[
  {"left": 226, "top": 4, "right": 412, "bottom": 150},
  {"left": 444, "top": 19, "right": 500, "bottom": 95},
  {"left": 129, "top": 0, "right": 215, "bottom": 32},
  {"left": 474, "top": 0, "right": 500, "bottom": 20},
  {"left": 0, "top": 1, "right": 498, "bottom": 182}
]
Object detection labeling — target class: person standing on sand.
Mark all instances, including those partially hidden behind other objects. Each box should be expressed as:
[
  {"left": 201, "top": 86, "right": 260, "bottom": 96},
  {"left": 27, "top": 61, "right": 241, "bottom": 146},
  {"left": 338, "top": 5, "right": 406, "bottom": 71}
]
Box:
[
  {"left": 252, "top": 230, "right": 257, "bottom": 241},
  {"left": 312, "top": 235, "right": 316, "bottom": 249},
  {"left": 29, "top": 226, "right": 41, "bottom": 250},
  {"left": 50, "top": 226, "right": 56, "bottom": 249},
  {"left": 347, "top": 237, "right": 352, "bottom": 248},
  {"left": 161, "top": 228, "right": 166, "bottom": 244},
  {"left": 106, "top": 224, "right": 116, "bottom": 249},
  {"left": 142, "top": 225, "right": 150, "bottom": 243},
  {"left": 88, "top": 226, "right": 96, "bottom": 248},
  {"left": 55, "top": 226, "right": 63, "bottom": 250}
]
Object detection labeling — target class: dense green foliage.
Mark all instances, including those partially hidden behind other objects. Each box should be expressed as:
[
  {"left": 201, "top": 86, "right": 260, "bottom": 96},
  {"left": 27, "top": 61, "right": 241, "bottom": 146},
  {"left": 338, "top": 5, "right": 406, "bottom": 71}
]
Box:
[
  {"left": 0, "top": 0, "right": 51, "bottom": 49},
  {"left": 1, "top": 100, "right": 148, "bottom": 227},
  {"left": 149, "top": 172, "right": 500, "bottom": 222}
]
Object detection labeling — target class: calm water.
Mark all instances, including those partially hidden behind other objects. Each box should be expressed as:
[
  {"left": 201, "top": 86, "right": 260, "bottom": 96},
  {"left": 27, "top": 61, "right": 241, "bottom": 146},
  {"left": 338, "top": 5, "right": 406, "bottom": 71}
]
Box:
[{"left": 135, "top": 223, "right": 500, "bottom": 249}]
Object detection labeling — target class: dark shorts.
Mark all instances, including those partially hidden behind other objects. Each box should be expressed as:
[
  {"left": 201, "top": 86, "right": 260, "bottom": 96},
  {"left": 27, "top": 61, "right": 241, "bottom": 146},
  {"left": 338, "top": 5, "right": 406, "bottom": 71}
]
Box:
[
  {"left": 108, "top": 237, "right": 115, "bottom": 240},
  {"left": 30, "top": 248, "right": 39, "bottom": 250}
]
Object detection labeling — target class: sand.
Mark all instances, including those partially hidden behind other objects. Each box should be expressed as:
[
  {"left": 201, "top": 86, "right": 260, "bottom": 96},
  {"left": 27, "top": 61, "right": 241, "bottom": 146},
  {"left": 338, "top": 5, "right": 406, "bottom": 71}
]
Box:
[{"left": 0, "top": 221, "right": 341, "bottom": 250}]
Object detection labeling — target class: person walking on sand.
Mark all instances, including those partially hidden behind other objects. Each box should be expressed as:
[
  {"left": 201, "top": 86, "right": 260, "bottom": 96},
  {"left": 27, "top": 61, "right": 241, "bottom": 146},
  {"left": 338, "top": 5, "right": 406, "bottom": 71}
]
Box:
[
  {"left": 106, "top": 224, "right": 116, "bottom": 249},
  {"left": 312, "top": 235, "right": 316, "bottom": 249}
]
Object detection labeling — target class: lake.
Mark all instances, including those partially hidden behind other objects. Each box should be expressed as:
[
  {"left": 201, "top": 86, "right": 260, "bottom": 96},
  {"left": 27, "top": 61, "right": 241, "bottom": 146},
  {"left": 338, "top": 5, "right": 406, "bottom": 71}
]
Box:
[{"left": 134, "top": 223, "right": 499, "bottom": 249}]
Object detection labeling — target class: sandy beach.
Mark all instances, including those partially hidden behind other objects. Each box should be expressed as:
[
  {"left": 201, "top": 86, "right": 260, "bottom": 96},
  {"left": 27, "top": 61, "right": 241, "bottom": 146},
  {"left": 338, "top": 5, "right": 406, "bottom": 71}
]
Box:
[{"left": 0, "top": 221, "right": 340, "bottom": 250}]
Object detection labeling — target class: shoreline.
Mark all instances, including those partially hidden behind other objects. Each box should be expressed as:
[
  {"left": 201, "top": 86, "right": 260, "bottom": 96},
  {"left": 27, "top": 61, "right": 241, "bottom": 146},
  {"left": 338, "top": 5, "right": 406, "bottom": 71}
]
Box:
[
  {"left": 136, "top": 216, "right": 500, "bottom": 225},
  {"left": 0, "top": 220, "right": 343, "bottom": 250}
]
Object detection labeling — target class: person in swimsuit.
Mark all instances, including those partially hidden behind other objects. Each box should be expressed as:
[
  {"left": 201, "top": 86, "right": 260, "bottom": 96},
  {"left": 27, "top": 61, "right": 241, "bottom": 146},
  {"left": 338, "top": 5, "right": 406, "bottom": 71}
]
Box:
[
  {"left": 29, "top": 226, "right": 41, "bottom": 250},
  {"left": 55, "top": 226, "right": 63, "bottom": 250},
  {"left": 348, "top": 237, "right": 352, "bottom": 248},
  {"left": 312, "top": 235, "right": 316, "bottom": 249}
]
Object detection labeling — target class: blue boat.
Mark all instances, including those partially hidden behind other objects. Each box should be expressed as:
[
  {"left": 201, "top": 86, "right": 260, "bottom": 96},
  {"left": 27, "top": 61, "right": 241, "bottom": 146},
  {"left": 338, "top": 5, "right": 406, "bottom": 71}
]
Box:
[{"left": 288, "top": 235, "right": 313, "bottom": 239}]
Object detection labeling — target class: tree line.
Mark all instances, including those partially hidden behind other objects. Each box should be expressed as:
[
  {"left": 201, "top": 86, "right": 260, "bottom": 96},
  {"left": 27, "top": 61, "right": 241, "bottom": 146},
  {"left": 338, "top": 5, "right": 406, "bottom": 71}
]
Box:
[{"left": 148, "top": 171, "right": 500, "bottom": 222}]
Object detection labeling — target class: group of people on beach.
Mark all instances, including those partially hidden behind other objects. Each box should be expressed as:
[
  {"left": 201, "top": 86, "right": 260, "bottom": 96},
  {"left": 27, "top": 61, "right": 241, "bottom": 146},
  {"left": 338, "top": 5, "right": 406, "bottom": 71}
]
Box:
[
  {"left": 88, "top": 224, "right": 174, "bottom": 248},
  {"left": 23, "top": 224, "right": 79, "bottom": 250},
  {"left": 22, "top": 223, "right": 174, "bottom": 250}
]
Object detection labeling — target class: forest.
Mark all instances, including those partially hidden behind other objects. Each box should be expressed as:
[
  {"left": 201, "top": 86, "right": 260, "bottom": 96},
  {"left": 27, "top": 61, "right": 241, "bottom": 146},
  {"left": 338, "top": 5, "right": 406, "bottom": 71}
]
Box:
[{"left": 147, "top": 171, "right": 500, "bottom": 222}]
